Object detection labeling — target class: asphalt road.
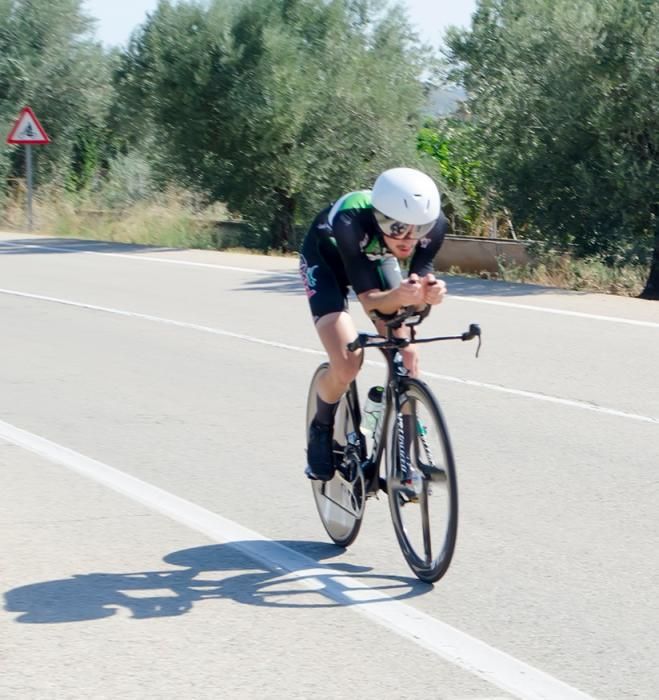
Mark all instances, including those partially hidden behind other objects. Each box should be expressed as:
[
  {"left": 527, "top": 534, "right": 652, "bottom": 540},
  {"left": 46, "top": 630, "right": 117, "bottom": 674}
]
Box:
[{"left": 1, "top": 232, "right": 658, "bottom": 700}]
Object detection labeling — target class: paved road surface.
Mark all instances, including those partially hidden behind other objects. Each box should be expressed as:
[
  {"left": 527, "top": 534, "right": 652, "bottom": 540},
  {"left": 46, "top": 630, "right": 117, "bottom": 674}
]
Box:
[{"left": 1, "top": 233, "right": 658, "bottom": 699}]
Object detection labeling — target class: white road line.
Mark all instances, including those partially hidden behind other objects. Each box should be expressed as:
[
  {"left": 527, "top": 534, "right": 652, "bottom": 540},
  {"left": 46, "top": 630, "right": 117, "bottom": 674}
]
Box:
[
  {"left": 0, "top": 418, "right": 597, "bottom": 700},
  {"left": 449, "top": 295, "right": 659, "bottom": 328},
  {"left": 1, "top": 286, "right": 657, "bottom": 426},
  {"left": 407, "top": 367, "right": 659, "bottom": 425},
  {"left": 1, "top": 239, "right": 658, "bottom": 329},
  {"left": 0, "top": 240, "right": 281, "bottom": 275}
]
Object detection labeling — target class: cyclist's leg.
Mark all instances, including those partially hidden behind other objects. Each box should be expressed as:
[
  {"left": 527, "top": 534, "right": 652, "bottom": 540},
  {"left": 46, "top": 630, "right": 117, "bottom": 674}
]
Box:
[
  {"left": 300, "top": 235, "right": 357, "bottom": 479},
  {"left": 300, "top": 237, "right": 358, "bottom": 409},
  {"left": 305, "top": 312, "right": 362, "bottom": 480},
  {"left": 304, "top": 312, "right": 362, "bottom": 480},
  {"left": 315, "top": 311, "right": 362, "bottom": 405}
]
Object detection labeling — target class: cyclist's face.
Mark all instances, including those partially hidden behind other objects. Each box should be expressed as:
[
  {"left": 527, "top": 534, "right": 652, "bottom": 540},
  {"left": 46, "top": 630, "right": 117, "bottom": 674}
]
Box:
[{"left": 383, "top": 231, "right": 417, "bottom": 259}]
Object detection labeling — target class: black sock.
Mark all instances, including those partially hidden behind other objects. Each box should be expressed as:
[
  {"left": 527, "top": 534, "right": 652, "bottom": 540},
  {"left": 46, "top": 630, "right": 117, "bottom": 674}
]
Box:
[{"left": 316, "top": 395, "right": 339, "bottom": 426}]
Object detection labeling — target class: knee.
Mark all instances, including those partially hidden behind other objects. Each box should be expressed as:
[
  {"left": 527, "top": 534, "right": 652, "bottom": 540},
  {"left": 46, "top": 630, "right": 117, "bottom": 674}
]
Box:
[{"left": 329, "top": 353, "right": 361, "bottom": 388}]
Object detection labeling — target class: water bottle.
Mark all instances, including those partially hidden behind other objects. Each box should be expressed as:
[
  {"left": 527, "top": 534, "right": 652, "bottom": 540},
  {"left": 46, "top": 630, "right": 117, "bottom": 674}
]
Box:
[
  {"left": 361, "top": 386, "right": 384, "bottom": 437},
  {"left": 379, "top": 256, "right": 403, "bottom": 289}
]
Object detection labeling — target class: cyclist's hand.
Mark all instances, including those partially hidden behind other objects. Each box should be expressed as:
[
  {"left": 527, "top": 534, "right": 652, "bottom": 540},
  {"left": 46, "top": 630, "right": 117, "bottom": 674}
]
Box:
[
  {"left": 422, "top": 274, "right": 447, "bottom": 306},
  {"left": 396, "top": 274, "right": 425, "bottom": 307}
]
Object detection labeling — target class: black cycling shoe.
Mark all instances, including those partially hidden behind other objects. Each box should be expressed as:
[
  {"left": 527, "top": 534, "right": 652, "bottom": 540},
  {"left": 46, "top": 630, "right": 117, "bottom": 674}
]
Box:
[{"left": 305, "top": 419, "right": 335, "bottom": 481}]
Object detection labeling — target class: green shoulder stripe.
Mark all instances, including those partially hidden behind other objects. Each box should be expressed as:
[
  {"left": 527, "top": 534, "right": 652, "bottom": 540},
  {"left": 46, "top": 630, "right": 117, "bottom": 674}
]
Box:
[{"left": 338, "top": 190, "right": 372, "bottom": 212}]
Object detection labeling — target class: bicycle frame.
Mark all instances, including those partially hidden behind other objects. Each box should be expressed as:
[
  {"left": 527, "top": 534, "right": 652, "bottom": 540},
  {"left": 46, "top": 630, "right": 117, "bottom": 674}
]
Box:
[
  {"left": 347, "top": 347, "right": 405, "bottom": 496},
  {"left": 344, "top": 307, "right": 481, "bottom": 496}
]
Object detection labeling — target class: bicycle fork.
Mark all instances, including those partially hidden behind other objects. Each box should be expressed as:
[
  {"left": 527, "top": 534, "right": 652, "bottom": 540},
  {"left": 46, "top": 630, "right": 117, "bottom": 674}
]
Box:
[{"left": 395, "top": 398, "right": 439, "bottom": 501}]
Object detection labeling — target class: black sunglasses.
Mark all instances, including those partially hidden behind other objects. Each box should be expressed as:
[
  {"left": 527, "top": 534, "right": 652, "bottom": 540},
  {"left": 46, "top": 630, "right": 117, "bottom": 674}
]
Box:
[{"left": 374, "top": 210, "right": 436, "bottom": 239}]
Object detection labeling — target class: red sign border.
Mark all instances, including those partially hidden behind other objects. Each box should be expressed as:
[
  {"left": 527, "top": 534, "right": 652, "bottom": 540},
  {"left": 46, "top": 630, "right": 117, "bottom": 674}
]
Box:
[{"left": 6, "top": 106, "right": 51, "bottom": 145}]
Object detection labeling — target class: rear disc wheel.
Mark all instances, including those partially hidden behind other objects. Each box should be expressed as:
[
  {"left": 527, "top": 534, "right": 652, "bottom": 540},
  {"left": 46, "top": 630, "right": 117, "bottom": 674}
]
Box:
[{"left": 306, "top": 363, "right": 364, "bottom": 547}]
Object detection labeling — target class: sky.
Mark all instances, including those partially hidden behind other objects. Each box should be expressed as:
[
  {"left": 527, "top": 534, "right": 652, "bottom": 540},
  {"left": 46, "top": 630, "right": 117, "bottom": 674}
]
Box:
[{"left": 83, "top": 0, "right": 478, "bottom": 50}]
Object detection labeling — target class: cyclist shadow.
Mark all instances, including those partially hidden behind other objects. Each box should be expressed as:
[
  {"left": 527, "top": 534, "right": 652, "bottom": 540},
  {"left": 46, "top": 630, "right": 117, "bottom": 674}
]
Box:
[
  {"left": 4, "top": 540, "right": 431, "bottom": 624},
  {"left": 236, "top": 273, "right": 305, "bottom": 296}
]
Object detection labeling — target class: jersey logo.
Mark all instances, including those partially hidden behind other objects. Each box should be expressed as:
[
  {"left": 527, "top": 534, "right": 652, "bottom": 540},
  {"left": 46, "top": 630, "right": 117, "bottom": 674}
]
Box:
[
  {"left": 299, "top": 255, "right": 319, "bottom": 298},
  {"left": 362, "top": 236, "right": 391, "bottom": 261}
]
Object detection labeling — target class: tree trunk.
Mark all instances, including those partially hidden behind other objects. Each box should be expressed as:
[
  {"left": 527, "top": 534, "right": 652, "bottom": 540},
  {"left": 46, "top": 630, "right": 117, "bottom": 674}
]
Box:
[
  {"left": 270, "top": 189, "right": 296, "bottom": 252},
  {"left": 639, "top": 226, "right": 659, "bottom": 300}
]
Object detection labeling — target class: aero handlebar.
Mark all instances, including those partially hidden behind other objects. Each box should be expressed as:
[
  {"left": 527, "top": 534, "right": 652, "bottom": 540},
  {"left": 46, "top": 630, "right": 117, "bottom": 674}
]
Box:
[{"left": 347, "top": 307, "right": 482, "bottom": 358}]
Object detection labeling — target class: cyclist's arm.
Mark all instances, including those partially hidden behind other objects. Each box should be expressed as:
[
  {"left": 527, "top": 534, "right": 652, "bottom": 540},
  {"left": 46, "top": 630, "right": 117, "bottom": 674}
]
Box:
[
  {"left": 332, "top": 211, "right": 383, "bottom": 295},
  {"left": 408, "top": 216, "right": 448, "bottom": 278},
  {"left": 405, "top": 218, "right": 449, "bottom": 310},
  {"left": 357, "top": 286, "right": 414, "bottom": 315}
]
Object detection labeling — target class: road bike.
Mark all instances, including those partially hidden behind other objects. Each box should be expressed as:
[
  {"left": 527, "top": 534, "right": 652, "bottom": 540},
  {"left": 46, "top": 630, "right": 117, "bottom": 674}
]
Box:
[{"left": 306, "top": 306, "right": 481, "bottom": 583}]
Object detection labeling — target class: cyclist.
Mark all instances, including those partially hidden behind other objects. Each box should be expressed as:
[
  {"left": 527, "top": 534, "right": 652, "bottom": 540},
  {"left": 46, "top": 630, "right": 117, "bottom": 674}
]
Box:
[{"left": 299, "top": 167, "right": 448, "bottom": 481}]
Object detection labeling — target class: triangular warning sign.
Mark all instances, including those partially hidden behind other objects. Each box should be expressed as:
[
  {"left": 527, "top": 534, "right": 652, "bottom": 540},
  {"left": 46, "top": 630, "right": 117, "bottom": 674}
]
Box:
[{"left": 6, "top": 106, "right": 50, "bottom": 145}]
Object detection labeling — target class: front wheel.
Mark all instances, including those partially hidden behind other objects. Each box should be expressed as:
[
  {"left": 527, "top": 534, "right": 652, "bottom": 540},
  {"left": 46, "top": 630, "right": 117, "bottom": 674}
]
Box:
[
  {"left": 306, "top": 363, "right": 365, "bottom": 547},
  {"left": 385, "top": 379, "right": 458, "bottom": 583}
]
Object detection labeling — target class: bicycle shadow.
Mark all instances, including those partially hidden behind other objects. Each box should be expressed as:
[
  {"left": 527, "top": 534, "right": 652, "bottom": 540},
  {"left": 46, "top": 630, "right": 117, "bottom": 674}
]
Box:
[{"left": 4, "top": 540, "right": 431, "bottom": 624}]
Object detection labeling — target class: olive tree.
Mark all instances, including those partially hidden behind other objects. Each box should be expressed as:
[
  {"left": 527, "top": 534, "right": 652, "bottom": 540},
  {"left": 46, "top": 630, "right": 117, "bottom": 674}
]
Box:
[
  {"left": 0, "top": 0, "right": 113, "bottom": 192},
  {"left": 445, "top": 0, "right": 658, "bottom": 297},
  {"left": 115, "top": 0, "right": 433, "bottom": 249}
]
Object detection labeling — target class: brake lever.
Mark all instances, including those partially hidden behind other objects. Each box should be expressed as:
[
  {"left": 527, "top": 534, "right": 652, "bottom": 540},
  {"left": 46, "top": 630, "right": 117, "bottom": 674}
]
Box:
[{"left": 461, "top": 323, "right": 482, "bottom": 358}]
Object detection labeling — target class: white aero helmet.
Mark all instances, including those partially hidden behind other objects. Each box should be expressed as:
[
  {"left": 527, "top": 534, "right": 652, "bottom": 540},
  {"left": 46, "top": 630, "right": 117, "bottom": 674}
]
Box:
[{"left": 371, "top": 167, "right": 441, "bottom": 239}]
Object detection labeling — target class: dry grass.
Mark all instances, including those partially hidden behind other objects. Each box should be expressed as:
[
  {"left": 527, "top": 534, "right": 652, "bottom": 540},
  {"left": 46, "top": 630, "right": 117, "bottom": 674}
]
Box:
[
  {"left": 496, "top": 253, "right": 646, "bottom": 297},
  {"left": 2, "top": 185, "right": 216, "bottom": 250}
]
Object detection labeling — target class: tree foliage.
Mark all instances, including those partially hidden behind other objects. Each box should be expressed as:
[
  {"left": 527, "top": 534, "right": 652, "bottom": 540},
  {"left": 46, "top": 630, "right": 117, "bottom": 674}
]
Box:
[
  {"left": 0, "top": 0, "right": 113, "bottom": 191},
  {"left": 114, "top": 0, "right": 432, "bottom": 249},
  {"left": 417, "top": 116, "right": 485, "bottom": 234},
  {"left": 444, "top": 0, "right": 658, "bottom": 290}
]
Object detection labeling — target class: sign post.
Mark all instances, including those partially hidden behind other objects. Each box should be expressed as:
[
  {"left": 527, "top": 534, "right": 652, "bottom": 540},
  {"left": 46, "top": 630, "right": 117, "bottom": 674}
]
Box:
[
  {"left": 25, "top": 143, "right": 33, "bottom": 230},
  {"left": 5, "top": 106, "right": 51, "bottom": 231}
]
